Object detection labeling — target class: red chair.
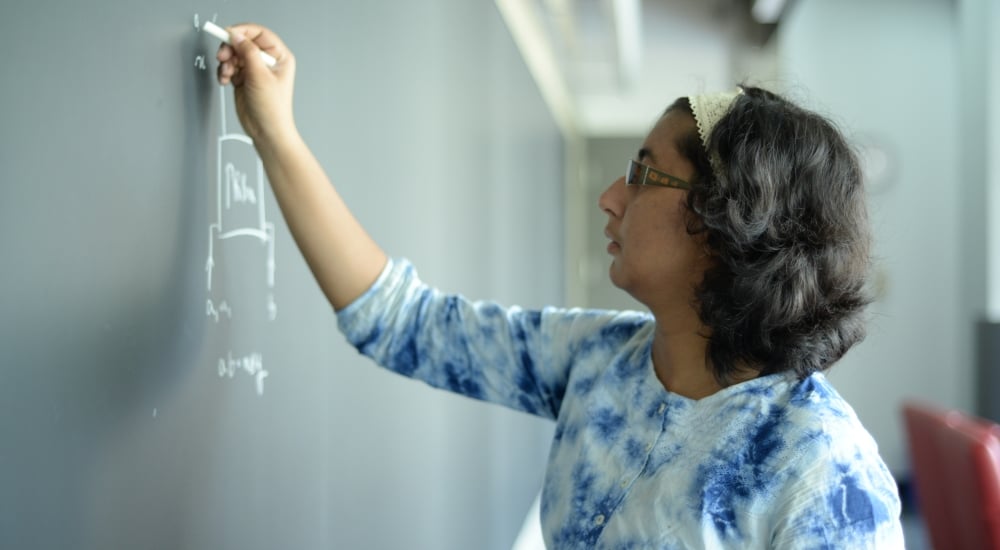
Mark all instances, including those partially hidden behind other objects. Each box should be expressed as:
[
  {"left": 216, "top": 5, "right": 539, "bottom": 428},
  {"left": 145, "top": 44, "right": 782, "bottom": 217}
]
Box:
[{"left": 903, "top": 402, "right": 1000, "bottom": 550}]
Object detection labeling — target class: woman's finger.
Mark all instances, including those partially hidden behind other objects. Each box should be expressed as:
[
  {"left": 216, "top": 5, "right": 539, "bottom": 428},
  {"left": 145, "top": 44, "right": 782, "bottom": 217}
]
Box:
[
  {"left": 227, "top": 23, "right": 289, "bottom": 62},
  {"left": 216, "top": 43, "right": 235, "bottom": 63}
]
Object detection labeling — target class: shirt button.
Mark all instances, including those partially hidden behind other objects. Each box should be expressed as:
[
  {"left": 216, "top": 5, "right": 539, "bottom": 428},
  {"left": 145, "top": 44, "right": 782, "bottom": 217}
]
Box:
[
  {"left": 620, "top": 479, "right": 629, "bottom": 488},
  {"left": 594, "top": 514, "right": 605, "bottom": 526},
  {"left": 645, "top": 442, "right": 654, "bottom": 452},
  {"left": 657, "top": 403, "right": 666, "bottom": 415}
]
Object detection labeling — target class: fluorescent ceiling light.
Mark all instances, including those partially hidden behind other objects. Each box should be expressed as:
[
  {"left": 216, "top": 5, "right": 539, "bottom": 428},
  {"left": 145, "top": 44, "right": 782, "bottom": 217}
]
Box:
[
  {"left": 495, "top": 0, "right": 578, "bottom": 137},
  {"left": 611, "top": 0, "right": 642, "bottom": 91},
  {"left": 751, "top": 0, "right": 787, "bottom": 24}
]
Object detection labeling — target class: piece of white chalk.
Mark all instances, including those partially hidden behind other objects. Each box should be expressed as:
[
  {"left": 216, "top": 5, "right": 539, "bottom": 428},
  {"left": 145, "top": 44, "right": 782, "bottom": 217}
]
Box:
[{"left": 202, "top": 21, "right": 277, "bottom": 67}]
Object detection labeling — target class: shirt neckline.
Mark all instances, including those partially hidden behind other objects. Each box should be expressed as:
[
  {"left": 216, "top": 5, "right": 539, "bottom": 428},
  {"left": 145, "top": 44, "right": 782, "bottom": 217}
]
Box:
[{"left": 640, "top": 341, "right": 795, "bottom": 412}]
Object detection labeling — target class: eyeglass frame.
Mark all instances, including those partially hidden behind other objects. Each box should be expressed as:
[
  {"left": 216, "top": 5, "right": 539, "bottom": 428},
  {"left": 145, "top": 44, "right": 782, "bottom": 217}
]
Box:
[{"left": 625, "top": 159, "right": 691, "bottom": 190}]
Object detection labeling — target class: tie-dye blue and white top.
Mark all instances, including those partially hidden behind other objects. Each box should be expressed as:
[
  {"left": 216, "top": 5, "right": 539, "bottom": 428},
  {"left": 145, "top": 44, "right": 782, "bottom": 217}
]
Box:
[{"left": 337, "top": 259, "right": 905, "bottom": 549}]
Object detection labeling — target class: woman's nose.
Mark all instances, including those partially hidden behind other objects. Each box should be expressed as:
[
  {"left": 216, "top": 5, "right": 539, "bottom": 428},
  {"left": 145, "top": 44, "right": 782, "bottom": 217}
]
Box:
[{"left": 598, "top": 176, "right": 626, "bottom": 218}]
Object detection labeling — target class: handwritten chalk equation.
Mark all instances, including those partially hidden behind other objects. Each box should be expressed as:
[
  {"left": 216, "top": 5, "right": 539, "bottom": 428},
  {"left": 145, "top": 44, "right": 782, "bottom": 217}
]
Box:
[
  {"left": 206, "top": 299, "right": 232, "bottom": 322},
  {"left": 218, "top": 352, "right": 269, "bottom": 397}
]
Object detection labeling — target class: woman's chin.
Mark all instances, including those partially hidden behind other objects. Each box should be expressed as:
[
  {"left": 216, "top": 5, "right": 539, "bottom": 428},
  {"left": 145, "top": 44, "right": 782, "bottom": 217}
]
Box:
[{"left": 607, "top": 263, "right": 627, "bottom": 291}]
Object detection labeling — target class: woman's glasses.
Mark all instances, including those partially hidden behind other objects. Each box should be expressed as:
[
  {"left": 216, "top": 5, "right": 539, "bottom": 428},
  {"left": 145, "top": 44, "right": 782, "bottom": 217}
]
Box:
[{"left": 625, "top": 159, "right": 691, "bottom": 190}]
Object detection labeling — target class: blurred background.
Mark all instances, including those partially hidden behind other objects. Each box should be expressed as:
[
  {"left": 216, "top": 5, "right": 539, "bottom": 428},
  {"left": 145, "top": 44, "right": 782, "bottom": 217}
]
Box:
[{"left": 1, "top": 0, "right": 996, "bottom": 548}]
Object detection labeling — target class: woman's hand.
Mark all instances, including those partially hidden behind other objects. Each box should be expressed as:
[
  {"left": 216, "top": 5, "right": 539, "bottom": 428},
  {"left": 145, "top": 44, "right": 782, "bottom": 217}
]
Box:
[{"left": 216, "top": 24, "right": 297, "bottom": 145}]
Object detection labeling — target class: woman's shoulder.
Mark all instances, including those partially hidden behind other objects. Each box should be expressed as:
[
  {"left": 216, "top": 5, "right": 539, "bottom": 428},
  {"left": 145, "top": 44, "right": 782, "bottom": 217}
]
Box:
[
  {"left": 767, "top": 373, "right": 889, "bottom": 475},
  {"left": 768, "top": 374, "right": 903, "bottom": 545},
  {"left": 783, "top": 373, "right": 871, "bottom": 435},
  {"left": 707, "top": 372, "right": 883, "bottom": 466}
]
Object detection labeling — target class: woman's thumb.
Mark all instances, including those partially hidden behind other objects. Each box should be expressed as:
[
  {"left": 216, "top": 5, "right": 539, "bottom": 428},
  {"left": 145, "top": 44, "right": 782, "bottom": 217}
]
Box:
[{"left": 231, "top": 31, "right": 263, "bottom": 67}]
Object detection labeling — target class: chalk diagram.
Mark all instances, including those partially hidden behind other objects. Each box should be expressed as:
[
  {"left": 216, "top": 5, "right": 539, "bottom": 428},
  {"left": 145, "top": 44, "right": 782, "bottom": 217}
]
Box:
[{"left": 206, "top": 85, "right": 276, "bottom": 396}]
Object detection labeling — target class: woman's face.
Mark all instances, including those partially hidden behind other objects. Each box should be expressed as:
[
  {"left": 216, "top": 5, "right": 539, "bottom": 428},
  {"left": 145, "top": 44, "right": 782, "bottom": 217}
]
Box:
[{"left": 598, "top": 109, "right": 711, "bottom": 310}]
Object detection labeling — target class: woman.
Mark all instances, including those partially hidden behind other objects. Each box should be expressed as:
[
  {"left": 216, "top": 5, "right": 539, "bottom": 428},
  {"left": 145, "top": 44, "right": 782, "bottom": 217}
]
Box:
[{"left": 217, "top": 24, "right": 904, "bottom": 548}]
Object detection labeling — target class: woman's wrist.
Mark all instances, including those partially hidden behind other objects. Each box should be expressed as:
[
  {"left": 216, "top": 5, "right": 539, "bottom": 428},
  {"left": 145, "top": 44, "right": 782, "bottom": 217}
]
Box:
[{"left": 253, "top": 120, "right": 301, "bottom": 159}]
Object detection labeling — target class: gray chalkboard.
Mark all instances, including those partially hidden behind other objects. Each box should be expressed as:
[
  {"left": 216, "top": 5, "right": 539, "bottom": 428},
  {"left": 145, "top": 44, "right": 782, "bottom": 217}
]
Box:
[{"left": 0, "top": 1, "right": 563, "bottom": 548}]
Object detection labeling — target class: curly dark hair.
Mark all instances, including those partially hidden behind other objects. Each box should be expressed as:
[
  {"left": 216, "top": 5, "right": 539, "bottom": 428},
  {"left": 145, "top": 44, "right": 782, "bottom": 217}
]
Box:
[{"left": 668, "top": 85, "right": 872, "bottom": 385}]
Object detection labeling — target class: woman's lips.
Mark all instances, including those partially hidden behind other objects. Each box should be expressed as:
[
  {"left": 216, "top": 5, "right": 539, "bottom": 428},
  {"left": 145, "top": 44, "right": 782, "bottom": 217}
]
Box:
[{"left": 604, "top": 228, "right": 620, "bottom": 253}]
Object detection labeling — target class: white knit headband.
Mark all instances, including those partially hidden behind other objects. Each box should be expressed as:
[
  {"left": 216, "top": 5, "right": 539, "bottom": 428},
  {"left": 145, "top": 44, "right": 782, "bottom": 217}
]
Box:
[{"left": 689, "top": 88, "right": 743, "bottom": 150}]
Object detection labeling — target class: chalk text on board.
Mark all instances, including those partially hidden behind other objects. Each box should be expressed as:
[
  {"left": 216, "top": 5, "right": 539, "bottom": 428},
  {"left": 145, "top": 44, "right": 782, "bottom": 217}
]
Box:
[
  {"left": 206, "top": 299, "right": 232, "bottom": 323},
  {"left": 225, "top": 163, "right": 257, "bottom": 207},
  {"left": 205, "top": 84, "right": 278, "bottom": 397},
  {"left": 218, "top": 352, "right": 268, "bottom": 396}
]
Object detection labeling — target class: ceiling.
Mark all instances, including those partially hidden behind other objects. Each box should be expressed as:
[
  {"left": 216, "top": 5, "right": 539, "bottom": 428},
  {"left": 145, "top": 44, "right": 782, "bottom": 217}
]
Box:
[{"left": 499, "top": 0, "right": 788, "bottom": 136}]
